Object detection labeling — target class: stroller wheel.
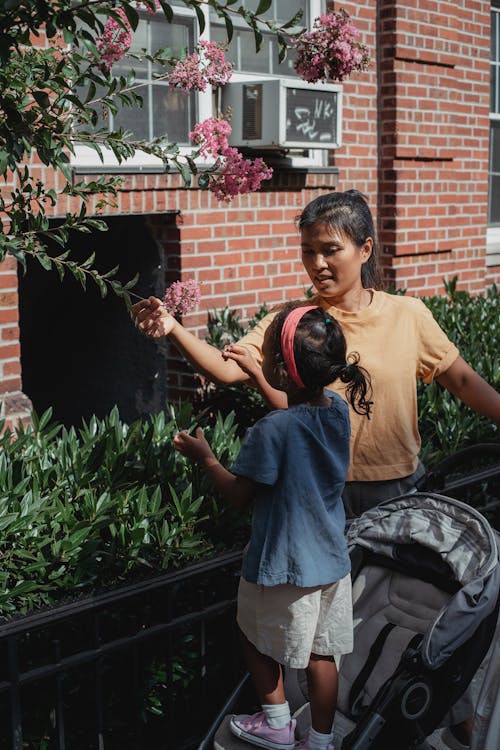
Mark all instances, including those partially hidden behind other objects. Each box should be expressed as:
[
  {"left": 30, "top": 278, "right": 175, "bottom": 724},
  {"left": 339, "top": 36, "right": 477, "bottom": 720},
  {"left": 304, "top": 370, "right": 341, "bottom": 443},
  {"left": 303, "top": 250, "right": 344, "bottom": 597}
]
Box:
[{"left": 400, "top": 679, "right": 432, "bottom": 720}]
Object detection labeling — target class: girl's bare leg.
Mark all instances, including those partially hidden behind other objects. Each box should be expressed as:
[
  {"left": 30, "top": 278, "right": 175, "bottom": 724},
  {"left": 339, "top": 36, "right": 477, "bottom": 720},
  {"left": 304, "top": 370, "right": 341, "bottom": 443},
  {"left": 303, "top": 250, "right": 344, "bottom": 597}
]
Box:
[
  {"left": 239, "top": 629, "right": 286, "bottom": 705},
  {"left": 306, "top": 653, "right": 338, "bottom": 734}
]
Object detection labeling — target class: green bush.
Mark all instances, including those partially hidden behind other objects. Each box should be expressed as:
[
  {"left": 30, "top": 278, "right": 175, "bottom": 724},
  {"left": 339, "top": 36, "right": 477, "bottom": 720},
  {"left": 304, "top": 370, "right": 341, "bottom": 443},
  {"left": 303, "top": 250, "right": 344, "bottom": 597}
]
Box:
[
  {"left": 418, "top": 279, "right": 499, "bottom": 464},
  {"left": 196, "top": 304, "right": 269, "bottom": 431},
  {"left": 0, "top": 404, "right": 243, "bottom": 618},
  {"left": 2, "top": 280, "right": 497, "bottom": 619}
]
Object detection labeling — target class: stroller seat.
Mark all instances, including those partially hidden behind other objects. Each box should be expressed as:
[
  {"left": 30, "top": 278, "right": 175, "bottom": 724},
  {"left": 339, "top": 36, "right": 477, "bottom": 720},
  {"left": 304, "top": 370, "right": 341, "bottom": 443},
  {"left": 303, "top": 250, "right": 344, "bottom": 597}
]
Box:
[
  {"left": 288, "top": 493, "right": 500, "bottom": 750},
  {"left": 339, "top": 563, "right": 451, "bottom": 720}
]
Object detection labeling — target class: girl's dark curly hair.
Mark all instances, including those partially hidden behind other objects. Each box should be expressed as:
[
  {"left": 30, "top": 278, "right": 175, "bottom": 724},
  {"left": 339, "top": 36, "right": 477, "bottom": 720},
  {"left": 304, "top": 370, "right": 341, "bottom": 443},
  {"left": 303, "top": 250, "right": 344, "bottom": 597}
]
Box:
[{"left": 265, "top": 302, "right": 372, "bottom": 417}]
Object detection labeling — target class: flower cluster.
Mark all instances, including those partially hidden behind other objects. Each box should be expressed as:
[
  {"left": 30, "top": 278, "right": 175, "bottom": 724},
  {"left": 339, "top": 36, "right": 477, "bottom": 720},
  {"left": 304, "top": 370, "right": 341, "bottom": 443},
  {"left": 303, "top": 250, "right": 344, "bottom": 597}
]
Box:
[
  {"left": 163, "top": 279, "right": 202, "bottom": 316},
  {"left": 189, "top": 116, "right": 232, "bottom": 158},
  {"left": 167, "top": 40, "right": 234, "bottom": 92},
  {"left": 96, "top": 9, "right": 132, "bottom": 72},
  {"left": 295, "top": 9, "right": 371, "bottom": 83},
  {"left": 210, "top": 148, "right": 273, "bottom": 202},
  {"left": 189, "top": 117, "right": 273, "bottom": 201}
]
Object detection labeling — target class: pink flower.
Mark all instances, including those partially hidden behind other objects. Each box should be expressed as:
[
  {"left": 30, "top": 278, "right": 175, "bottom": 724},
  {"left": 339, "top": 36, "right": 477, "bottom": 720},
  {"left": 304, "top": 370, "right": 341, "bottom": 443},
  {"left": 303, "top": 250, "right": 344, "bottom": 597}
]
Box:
[
  {"left": 209, "top": 147, "right": 273, "bottom": 202},
  {"left": 294, "top": 9, "right": 371, "bottom": 83},
  {"left": 96, "top": 9, "right": 132, "bottom": 72},
  {"left": 189, "top": 117, "right": 273, "bottom": 201},
  {"left": 189, "top": 117, "right": 232, "bottom": 159},
  {"left": 163, "top": 280, "right": 201, "bottom": 316},
  {"left": 167, "top": 40, "right": 233, "bottom": 92}
]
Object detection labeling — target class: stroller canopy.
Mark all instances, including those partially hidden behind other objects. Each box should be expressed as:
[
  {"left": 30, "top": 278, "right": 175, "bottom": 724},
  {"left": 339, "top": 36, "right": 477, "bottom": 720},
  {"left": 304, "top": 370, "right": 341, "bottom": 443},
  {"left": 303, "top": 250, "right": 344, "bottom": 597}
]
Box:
[{"left": 346, "top": 493, "right": 500, "bottom": 670}]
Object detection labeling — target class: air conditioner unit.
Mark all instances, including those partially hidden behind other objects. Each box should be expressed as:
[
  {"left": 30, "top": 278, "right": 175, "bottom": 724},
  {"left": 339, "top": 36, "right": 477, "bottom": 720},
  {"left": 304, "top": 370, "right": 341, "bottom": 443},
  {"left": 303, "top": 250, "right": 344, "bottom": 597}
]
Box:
[{"left": 221, "top": 79, "right": 342, "bottom": 150}]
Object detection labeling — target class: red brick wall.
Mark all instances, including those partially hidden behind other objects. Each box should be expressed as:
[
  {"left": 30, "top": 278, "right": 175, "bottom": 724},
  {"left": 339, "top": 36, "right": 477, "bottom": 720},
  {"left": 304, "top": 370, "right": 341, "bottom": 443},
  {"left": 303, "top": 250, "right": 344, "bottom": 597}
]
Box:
[
  {"left": 377, "top": 0, "right": 495, "bottom": 294},
  {"left": 0, "top": 255, "right": 32, "bottom": 425},
  {"left": 2, "top": 1, "right": 498, "bottom": 411}
]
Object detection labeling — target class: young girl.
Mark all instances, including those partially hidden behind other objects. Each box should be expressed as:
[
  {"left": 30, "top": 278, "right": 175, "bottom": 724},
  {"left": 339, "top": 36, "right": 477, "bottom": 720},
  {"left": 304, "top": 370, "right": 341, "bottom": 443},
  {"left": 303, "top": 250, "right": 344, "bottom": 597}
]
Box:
[{"left": 173, "top": 303, "right": 371, "bottom": 750}]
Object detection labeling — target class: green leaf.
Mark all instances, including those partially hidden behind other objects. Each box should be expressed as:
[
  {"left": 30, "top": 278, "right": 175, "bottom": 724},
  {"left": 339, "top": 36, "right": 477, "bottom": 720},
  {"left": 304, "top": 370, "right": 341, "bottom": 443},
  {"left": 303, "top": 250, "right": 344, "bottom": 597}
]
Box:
[
  {"left": 158, "top": 0, "right": 174, "bottom": 23},
  {"left": 281, "top": 10, "right": 305, "bottom": 30},
  {"left": 252, "top": 26, "right": 263, "bottom": 52},
  {"left": 198, "top": 172, "right": 210, "bottom": 189},
  {"left": 192, "top": 3, "right": 206, "bottom": 35},
  {"left": 38, "top": 407, "right": 54, "bottom": 431},
  {"left": 123, "top": 273, "right": 140, "bottom": 290},
  {"left": 0, "top": 151, "right": 10, "bottom": 175},
  {"left": 35, "top": 253, "right": 53, "bottom": 271},
  {"left": 223, "top": 14, "right": 233, "bottom": 43},
  {"left": 121, "top": 3, "right": 139, "bottom": 30},
  {"left": 32, "top": 90, "right": 51, "bottom": 109},
  {"left": 255, "top": 0, "right": 272, "bottom": 14},
  {"left": 277, "top": 34, "right": 288, "bottom": 63},
  {"left": 176, "top": 161, "right": 192, "bottom": 187}
]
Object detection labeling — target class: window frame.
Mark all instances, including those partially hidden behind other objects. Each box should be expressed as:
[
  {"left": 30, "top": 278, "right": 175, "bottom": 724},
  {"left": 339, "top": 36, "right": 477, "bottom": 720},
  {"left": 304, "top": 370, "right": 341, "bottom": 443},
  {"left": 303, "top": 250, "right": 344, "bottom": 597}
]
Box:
[{"left": 72, "top": 1, "right": 329, "bottom": 172}]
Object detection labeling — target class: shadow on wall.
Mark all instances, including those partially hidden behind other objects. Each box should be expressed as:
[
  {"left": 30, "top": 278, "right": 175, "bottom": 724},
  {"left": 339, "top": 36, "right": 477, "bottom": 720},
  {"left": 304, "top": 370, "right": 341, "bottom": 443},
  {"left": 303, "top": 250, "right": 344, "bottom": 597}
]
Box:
[{"left": 18, "top": 215, "right": 177, "bottom": 427}]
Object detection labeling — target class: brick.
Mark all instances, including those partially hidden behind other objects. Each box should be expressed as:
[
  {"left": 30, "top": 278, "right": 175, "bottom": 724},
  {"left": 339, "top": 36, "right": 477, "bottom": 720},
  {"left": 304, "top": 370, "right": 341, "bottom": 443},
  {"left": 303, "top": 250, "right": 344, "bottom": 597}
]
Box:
[
  {"left": 3, "top": 361, "right": 21, "bottom": 376},
  {"left": 0, "top": 344, "right": 20, "bottom": 359},
  {"left": 1, "top": 326, "right": 19, "bottom": 342},
  {"left": 0, "top": 292, "right": 18, "bottom": 308}
]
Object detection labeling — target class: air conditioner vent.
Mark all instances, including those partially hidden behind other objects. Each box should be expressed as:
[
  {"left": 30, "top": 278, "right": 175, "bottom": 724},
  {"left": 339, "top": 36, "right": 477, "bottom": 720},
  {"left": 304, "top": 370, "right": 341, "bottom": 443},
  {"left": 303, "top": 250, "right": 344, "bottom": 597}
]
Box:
[{"left": 242, "top": 84, "right": 263, "bottom": 140}]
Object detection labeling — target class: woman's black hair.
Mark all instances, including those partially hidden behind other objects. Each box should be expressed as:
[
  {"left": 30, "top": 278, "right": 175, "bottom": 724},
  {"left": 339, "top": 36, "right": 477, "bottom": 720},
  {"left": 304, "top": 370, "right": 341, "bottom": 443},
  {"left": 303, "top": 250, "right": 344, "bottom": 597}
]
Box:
[
  {"left": 266, "top": 302, "right": 372, "bottom": 417},
  {"left": 297, "top": 189, "right": 382, "bottom": 290}
]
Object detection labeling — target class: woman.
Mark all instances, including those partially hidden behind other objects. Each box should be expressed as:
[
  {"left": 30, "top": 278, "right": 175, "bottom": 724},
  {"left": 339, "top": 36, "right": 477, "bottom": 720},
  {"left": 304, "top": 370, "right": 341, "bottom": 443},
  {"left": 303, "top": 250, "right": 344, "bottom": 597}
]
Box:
[{"left": 132, "top": 189, "right": 500, "bottom": 519}]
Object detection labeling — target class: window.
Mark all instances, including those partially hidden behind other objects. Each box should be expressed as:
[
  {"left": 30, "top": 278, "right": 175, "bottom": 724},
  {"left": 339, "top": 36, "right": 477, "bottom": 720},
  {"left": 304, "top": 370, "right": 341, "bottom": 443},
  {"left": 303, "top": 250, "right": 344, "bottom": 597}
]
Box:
[
  {"left": 488, "top": 2, "right": 500, "bottom": 264},
  {"left": 210, "top": 0, "right": 304, "bottom": 77},
  {"left": 111, "top": 12, "right": 196, "bottom": 144},
  {"left": 73, "top": 1, "right": 326, "bottom": 170}
]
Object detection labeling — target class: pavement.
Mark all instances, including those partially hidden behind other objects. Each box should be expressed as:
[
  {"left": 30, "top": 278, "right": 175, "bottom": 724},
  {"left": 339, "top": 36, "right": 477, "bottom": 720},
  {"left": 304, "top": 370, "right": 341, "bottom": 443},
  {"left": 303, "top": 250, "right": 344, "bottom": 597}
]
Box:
[{"left": 213, "top": 713, "right": 459, "bottom": 750}]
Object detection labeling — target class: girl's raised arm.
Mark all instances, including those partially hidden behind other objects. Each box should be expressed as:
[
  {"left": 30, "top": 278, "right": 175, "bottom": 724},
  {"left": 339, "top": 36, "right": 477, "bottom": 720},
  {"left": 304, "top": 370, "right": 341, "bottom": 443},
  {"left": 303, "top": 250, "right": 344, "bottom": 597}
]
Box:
[{"left": 222, "top": 344, "right": 287, "bottom": 409}]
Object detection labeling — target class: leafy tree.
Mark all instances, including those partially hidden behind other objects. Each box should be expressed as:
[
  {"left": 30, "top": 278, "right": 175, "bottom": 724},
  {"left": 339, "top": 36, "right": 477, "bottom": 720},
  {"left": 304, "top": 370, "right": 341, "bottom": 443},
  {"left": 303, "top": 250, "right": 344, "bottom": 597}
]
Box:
[{"left": 0, "top": 1, "right": 370, "bottom": 301}]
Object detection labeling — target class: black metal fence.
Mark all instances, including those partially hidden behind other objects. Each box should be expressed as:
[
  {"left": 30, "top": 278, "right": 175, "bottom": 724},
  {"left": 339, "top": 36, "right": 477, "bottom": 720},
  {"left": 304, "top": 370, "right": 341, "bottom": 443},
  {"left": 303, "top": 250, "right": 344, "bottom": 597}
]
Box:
[
  {"left": 0, "top": 550, "right": 244, "bottom": 750},
  {"left": 2, "top": 446, "right": 499, "bottom": 750}
]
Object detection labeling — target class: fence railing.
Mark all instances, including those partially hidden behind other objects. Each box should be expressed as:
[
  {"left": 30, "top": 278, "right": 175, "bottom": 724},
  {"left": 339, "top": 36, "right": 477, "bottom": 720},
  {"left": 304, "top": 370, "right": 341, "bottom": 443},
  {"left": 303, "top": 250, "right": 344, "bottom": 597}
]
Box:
[{"left": 0, "top": 550, "right": 244, "bottom": 750}]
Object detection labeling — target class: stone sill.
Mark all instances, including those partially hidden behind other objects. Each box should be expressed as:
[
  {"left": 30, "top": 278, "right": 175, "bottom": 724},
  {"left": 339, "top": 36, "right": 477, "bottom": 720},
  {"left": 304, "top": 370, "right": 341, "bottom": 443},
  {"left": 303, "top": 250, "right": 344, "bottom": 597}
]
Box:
[{"left": 72, "top": 165, "right": 340, "bottom": 192}]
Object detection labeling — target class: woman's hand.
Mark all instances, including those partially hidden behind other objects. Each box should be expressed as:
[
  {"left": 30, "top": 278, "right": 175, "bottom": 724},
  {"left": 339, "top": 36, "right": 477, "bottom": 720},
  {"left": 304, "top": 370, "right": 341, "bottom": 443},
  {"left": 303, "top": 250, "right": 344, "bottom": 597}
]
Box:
[
  {"left": 222, "top": 344, "right": 261, "bottom": 385},
  {"left": 131, "top": 296, "right": 176, "bottom": 339},
  {"left": 173, "top": 427, "right": 216, "bottom": 465}
]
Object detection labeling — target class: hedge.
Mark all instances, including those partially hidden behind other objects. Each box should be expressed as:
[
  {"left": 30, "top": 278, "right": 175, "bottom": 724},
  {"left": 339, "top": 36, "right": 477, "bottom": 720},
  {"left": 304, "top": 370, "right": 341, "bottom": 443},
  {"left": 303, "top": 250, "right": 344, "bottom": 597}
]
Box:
[{"left": 0, "top": 279, "right": 497, "bottom": 619}]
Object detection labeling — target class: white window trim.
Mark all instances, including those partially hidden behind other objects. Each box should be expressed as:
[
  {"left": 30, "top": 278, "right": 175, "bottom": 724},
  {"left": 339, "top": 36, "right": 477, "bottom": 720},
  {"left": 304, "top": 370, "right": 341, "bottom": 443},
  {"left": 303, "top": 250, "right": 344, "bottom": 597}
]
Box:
[
  {"left": 487, "top": 227, "right": 500, "bottom": 267},
  {"left": 72, "top": 1, "right": 328, "bottom": 171}
]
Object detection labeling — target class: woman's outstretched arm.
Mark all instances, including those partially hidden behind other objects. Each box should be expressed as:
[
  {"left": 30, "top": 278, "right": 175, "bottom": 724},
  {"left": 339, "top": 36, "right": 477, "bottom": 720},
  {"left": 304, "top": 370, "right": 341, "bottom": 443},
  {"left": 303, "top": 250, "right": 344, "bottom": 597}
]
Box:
[
  {"left": 131, "top": 296, "right": 250, "bottom": 385},
  {"left": 437, "top": 356, "right": 500, "bottom": 421}
]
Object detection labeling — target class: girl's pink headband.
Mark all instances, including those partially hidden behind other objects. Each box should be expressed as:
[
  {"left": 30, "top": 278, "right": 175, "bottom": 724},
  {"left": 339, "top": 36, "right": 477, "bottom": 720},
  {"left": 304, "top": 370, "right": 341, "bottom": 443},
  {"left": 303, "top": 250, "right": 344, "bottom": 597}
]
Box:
[{"left": 280, "top": 306, "right": 319, "bottom": 388}]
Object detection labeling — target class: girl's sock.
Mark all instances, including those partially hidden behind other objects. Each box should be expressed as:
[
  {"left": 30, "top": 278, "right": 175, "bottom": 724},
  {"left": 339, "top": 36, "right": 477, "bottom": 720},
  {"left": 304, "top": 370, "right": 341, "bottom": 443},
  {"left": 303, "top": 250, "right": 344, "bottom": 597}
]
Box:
[
  {"left": 307, "top": 726, "right": 334, "bottom": 750},
  {"left": 262, "top": 701, "right": 291, "bottom": 729}
]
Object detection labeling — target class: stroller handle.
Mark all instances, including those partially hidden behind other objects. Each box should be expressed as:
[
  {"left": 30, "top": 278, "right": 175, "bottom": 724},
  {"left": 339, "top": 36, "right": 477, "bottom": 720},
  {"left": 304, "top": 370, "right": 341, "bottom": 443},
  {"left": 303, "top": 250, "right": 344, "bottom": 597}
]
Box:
[{"left": 416, "top": 443, "right": 500, "bottom": 492}]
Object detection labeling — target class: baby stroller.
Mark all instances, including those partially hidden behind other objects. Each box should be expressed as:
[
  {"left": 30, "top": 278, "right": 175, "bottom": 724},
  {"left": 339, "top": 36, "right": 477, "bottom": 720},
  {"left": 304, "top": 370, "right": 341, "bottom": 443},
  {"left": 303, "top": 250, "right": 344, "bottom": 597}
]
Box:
[{"left": 286, "top": 492, "right": 500, "bottom": 750}]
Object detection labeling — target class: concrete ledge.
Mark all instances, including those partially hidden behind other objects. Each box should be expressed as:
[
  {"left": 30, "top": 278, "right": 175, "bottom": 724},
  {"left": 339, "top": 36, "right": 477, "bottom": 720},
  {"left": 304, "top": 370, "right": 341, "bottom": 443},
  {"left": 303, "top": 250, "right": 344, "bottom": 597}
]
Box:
[
  {"left": 0, "top": 390, "right": 32, "bottom": 429},
  {"left": 212, "top": 710, "right": 451, "bottom": 750},
  {"left": 213, "top": 716, "right": 252, "bottom": 750}
]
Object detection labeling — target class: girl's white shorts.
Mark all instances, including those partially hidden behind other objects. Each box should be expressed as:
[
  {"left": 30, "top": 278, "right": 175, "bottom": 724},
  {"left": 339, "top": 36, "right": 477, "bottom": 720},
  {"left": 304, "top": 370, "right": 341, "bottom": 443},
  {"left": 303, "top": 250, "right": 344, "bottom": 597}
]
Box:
[{"left": 236, "top": 574, "right": 353, "bottom": 670}]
